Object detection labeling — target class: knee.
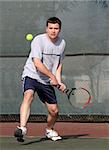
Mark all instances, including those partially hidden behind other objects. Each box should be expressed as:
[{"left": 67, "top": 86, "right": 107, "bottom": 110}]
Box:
[
  {"left": 50, "top": 109, "right": 59, "bottom": 117},
  {"left": 23, "top": 92, "right": 34, "bottom": 104}
]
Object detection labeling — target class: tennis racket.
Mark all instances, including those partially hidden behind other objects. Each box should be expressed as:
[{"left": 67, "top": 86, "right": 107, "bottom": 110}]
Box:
[{"left": 64, "top": 87, "right": 92, "bottom": 109}]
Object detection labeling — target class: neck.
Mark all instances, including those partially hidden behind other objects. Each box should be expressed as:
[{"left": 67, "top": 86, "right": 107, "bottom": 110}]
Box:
[
  {"left": 51, "top": 37, "right": 58, "bottom": 43},
  {"left": 46, "top": 34, "right": 59, "bottom": 43}
]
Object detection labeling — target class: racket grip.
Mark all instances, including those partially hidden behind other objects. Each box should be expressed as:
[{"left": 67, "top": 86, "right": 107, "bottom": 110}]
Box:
[
  {"left": 53, "top": 84, "right": 61, "bottom": 89},
  {"left": 57, "top": 84, "right": 61, "bottom": 88},
  {"left": 64, "top": 89, "right": 69, "bottom": 93}
]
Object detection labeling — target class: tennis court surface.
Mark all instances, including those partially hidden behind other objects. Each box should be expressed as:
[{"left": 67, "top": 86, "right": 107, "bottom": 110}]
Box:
[
  {"left": 0, "top": 122, "right": 109, "bottom": 150},
  {"left": 0, "top": 136, "right": 109, "bottom": 150}
]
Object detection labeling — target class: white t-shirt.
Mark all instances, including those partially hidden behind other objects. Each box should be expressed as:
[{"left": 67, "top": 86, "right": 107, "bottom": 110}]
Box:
[{"left": 22, "top": 33, "right": 66, "bottom": 85}]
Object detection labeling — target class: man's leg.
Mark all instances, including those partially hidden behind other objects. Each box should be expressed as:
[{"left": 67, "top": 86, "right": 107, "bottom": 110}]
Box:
[
  {"left": 14, "top": 90, "right": 34, "bottom": 142},
  {"left": 45, "top": 102, "right": 62, "bottom": 141},
  {"left": 45, "top": 103, "right": 59, "bottom": 129},
  {"left": 20, "top": 89, "right": 34, "bottom": 127}
]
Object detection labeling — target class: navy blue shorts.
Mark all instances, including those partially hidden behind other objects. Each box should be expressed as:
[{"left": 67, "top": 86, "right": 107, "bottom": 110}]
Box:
[{"left": 22, "top": 76, "right": 57, "bottom": 104}]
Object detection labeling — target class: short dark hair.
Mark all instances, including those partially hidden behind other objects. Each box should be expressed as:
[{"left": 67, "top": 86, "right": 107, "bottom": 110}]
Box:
[{"left": 46, "top": 17, "right": 62, "bottom": 29}]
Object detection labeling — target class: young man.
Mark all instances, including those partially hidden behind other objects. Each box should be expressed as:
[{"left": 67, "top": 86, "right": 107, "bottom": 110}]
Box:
[{"left": 14, "top": 17, "right": 66, "bottom": 142}]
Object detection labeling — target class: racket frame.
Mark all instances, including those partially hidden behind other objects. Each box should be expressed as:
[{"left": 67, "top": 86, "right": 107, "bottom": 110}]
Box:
[{"left": 64, "top": 87, "right": 92, "bottom": 109}]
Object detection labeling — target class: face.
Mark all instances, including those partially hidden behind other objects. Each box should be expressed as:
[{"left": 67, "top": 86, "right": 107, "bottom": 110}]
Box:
[{"left": 46, "top": 23, "right": 61, "bottom": 42}]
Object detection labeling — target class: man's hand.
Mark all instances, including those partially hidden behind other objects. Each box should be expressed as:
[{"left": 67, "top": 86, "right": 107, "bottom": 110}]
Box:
[{"left": 58, "top": 82, "right": 67, "bottom": 92}]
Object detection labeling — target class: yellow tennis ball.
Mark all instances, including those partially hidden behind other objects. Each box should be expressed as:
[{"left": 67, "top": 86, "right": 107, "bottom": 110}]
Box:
[{"left": 26, "top": 34, "right": 33, "bottom": 41}]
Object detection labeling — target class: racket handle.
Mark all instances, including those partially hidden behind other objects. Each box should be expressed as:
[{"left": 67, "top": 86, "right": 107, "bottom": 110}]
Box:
[
  {"left": 64, "top": 89, "right": 69, "bottom": 93},
  {"left": 53, "top": 84, "right": 61, "bottom": 89},
  {"left": 64, "top": 88, "right": 76, "bottom": 93},
  {"left": 57, "top": 84, "right": 61, "bottom": 88}
]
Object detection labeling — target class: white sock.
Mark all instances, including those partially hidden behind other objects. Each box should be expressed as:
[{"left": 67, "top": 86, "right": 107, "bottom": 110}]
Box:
[
  {"left": 46, "top": 128, "right": 52, "bottom": 133},
  {"left": 18, "top": 126, "right": 27, "bottom": 135}
]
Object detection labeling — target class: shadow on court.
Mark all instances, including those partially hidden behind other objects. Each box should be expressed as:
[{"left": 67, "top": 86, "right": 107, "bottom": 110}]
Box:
[
  {"left": 0, "top": 136, "right": 109, "bottom": 150},
  {"left": 23, "top": 134, "right": 89, "bottom": 145}
]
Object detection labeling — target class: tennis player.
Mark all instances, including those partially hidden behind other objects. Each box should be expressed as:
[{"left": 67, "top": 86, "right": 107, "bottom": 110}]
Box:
[{"left": 14, "top": 17, "right": 66, "bottom": 142}]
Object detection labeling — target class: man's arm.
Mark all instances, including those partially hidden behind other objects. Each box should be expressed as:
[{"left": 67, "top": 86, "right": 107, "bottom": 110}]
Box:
[
  {"left": 33, "top": 58, "right": 58, "bottom": 86},
  {"left": 56, "top": 63, "right": 66, "bottom": 92},
  {"left": 55, "top": 63, "right": 62, "bottom": 84}
]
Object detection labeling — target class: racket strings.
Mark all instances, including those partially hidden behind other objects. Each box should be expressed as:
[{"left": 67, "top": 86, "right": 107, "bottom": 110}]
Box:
[{"left": 66, "top": 88, "right": 92, "bottom": 109}]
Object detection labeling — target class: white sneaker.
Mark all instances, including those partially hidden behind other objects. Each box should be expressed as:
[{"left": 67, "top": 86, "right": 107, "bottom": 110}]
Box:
[{"left": 45, "top": 129, "right": 62, "bottom": 141}]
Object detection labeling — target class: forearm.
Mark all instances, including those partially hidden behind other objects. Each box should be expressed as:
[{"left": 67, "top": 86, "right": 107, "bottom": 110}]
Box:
[
  {"left": 56, "top": 64, "right": 62, "bottom": 84},
  {"left": 33, "top": 58, "right": 54, "bottom": 79},
  {"left": 56, "top": 63, "right": 66, "bottom": 92}
]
